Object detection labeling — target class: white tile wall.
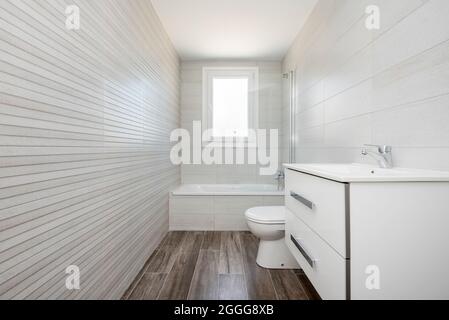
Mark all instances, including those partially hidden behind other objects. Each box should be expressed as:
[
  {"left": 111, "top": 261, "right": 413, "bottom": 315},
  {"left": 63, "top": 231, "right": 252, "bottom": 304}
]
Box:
[
  {"left": 0, "top": 0, "right": 180, "bottom": 299},
  {"left": 180, "top": 61, "right": 284, "bottom": 184},
  {"left": 283, "top": 0, "right": 449, "bottom": 171}
]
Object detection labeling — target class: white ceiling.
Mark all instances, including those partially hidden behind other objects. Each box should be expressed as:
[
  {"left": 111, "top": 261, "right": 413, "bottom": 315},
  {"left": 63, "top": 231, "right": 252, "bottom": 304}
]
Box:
[{"left": 151, "top": 0, "right": 318, "bottom": 61}]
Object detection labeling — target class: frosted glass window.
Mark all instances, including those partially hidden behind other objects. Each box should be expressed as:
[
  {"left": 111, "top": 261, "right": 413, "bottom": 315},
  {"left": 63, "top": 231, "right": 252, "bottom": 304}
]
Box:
[{"left": 212, "top": 78, "right": 249, "bottom": 138}]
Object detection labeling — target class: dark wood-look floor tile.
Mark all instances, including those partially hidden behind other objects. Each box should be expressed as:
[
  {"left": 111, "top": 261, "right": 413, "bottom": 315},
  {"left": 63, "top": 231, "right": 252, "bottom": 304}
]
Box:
[
  {"left": 270, "top": 270, "right": 309, "bottom": 300},
  {"left": 219, "top": 232, "right": 244, "bottom": 274},
  {"left": 156, "top": 233, "right": 170, "bottom": 249},
  {"left": 158, "top": 233, "right": 204, "bottom": 300},
  {"left": 122, "top": 248, "right": 159, "bottom": 299},
  {"left": 122, "top": 232, "right": 321, "bottom": 301},
  {"left": 145, "top": 249, "right": 178, "bottom": 274},
  {"left": 122, "top": 269, "right": 145, "bottom": 300},
  {"left": 218, "top": 275, "right": 248, "bottom": 300},
  {"left": 146, "top": 232, "right": 189, "bottom": 274},
  {"left": 181, "top": 232, "right": 205, "bottom": 252},
  {"left": 239, "top": 233, "right": 278, "bottom": 300},
  {"left": 122, "top": 274, "right": 142, "bottom": 300},
  {"left": 143, "top": 273, "right": 167, "bottom": 300},
  {"left": 294, "top": 270, "right": 321, "bottom": 300},
  {"left": 202, "top": 231, "right": 221, "bottom": 250},
  {"left": 188, "top": 250, "right": 219, "bottom": 300},
  {"left": 160, "top": 231, "right": 187, "bottom": 250},
  {"left": 158, "top": 249, "right": 202, "bottom": 300},
  {"left": 128, "top": 273, "right": 167, "bottom": 300}
]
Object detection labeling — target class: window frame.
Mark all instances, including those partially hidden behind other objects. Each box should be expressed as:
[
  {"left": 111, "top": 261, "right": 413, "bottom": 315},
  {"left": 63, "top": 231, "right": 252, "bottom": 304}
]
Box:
[{"left": 202, "top": 67, "right": 259, "bottom": 147}]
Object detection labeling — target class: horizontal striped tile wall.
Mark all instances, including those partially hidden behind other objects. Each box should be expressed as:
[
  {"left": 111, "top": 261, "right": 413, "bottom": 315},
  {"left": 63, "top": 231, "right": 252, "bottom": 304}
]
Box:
[
  {"left": 0, "top": 0, "right": 180, "bottom": 299},
  {"left": 283, "top": 0, "right": 449, "bottom": 171}
]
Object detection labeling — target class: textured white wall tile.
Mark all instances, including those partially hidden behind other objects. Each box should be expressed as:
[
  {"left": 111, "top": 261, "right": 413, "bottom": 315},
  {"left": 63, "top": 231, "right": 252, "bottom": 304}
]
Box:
[
  {"left": 0, "top": 0, "right": 180, "bottom": 299},
  {"left": 283, "top": 0, "right": 449, "bottom": 171},
  {"left": 372, "top": 94, "right": 449, "bottom": 148}
]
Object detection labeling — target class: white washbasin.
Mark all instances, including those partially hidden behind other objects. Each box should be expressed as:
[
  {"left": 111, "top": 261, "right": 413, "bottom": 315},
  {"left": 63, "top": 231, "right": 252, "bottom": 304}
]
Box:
[{"left": 283, "top": 163, "right": 449, "bottom": 182}]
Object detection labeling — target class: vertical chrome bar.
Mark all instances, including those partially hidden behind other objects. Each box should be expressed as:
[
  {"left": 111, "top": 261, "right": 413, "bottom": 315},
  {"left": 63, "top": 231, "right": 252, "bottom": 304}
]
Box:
[{"left": 289, "top": 70, "right": 296, "bottom": 164}]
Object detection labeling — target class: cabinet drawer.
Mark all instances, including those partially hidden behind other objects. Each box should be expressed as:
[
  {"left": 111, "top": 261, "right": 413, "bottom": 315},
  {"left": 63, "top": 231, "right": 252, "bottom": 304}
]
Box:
[
  {"left": 285, "top": 209, "right": 347, "bottom": 300},
  {"left": 285, "top": 169, "right": 348, "bottom": 257}
]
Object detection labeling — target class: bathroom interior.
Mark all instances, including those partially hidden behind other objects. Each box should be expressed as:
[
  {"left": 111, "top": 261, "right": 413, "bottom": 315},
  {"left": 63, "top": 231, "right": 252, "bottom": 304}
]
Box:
[{"left": 1, "top": 0, "right": 449, "bottom": 302}]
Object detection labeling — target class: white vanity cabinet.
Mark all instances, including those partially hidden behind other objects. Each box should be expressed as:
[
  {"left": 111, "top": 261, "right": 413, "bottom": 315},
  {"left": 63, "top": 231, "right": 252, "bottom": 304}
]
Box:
[
  {"left": 284, "top": 164, "right": 449, "bottom": 300},
  {"left": 285, "top": 169, "right": 349, "bottom": 300}
]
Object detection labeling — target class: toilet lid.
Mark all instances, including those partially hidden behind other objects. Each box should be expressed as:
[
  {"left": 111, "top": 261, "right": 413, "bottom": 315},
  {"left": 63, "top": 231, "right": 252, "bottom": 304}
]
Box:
[{"left": 245, "top": 206, "right": 286, "bottom": 224}]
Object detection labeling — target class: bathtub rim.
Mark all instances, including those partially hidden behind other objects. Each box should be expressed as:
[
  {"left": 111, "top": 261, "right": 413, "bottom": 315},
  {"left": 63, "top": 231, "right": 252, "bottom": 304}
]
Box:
[{"left": 171, "top": 184, "right": 285, "bottom": 197}]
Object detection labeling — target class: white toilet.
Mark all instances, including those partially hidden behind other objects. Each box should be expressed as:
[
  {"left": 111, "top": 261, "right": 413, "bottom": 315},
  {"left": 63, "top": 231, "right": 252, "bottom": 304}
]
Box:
[{"left": 245, "top": 206, "right": 299, "bottom": 269}]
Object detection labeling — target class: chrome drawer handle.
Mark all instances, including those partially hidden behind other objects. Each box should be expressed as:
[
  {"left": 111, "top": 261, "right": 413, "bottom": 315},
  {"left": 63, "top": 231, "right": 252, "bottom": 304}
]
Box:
[
  {"left": 290, "top": 192, "right": 314, "bottom": 210},
  {"left": 291, "top": 235, "right": 316, "bottom": 268}
]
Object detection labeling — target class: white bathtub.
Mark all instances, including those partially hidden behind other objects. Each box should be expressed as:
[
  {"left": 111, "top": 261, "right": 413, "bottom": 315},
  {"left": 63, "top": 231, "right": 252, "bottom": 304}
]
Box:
[
  {"left": 171, "top": 184, "right": 284, "bottom": 196},
  {"left": 170, "top": 184, "right": 285, "bottom": 231}
]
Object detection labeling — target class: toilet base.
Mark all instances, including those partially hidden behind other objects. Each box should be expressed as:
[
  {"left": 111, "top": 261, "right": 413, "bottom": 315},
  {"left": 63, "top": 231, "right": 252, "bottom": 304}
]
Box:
[{"left": 256, "top": 237, "right": 299, "bottom": 269}]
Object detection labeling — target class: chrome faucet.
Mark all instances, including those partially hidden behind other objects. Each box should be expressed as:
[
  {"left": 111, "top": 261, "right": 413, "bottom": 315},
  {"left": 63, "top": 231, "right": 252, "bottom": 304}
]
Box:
[
  {"left": 275, "top": 170, "right": 285, "bottom": 191},
  {"left": 362, "top": 144, "right": 394, "bottom": 169}
]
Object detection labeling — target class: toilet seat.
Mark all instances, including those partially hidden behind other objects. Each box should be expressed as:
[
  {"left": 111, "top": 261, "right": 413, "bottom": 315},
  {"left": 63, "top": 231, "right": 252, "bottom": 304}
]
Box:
[{"left": 245, "top": 206, "right": 286, "bottom": 225}]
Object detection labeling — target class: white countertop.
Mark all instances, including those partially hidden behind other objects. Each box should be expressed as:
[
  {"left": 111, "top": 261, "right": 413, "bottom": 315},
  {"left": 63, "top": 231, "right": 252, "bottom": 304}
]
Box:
[{"left": 283, "top": 163, "right": 449, "bottom": 183}]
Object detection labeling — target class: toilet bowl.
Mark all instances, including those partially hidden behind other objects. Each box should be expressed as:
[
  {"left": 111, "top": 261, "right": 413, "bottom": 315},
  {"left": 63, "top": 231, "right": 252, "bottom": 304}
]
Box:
[{"left": 245, "top": 206, "right": 299, "bottom": 269}]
